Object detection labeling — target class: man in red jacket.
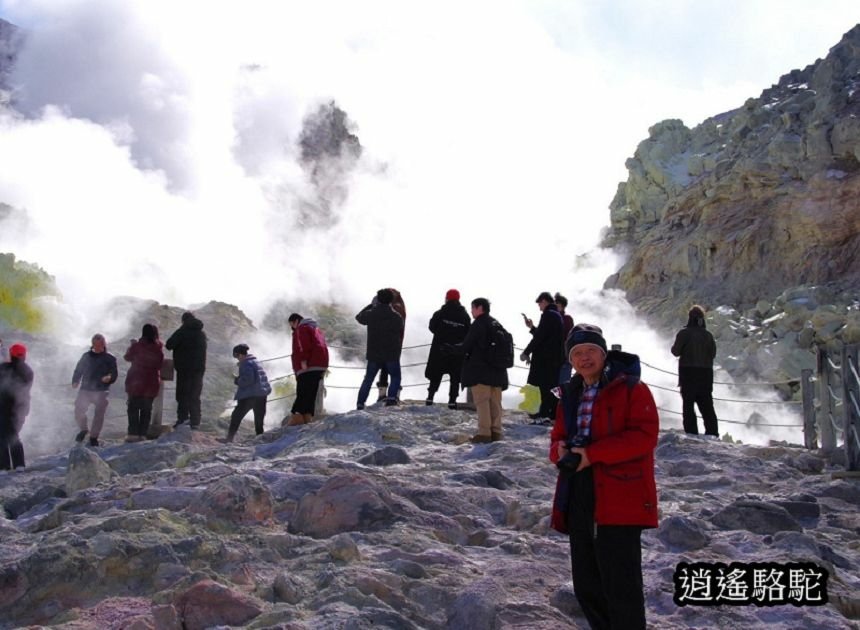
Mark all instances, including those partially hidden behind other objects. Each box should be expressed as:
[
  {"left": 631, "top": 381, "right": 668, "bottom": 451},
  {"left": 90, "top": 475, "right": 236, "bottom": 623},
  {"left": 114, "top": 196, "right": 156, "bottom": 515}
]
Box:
[
  {"left": 284, "top": 313, "right": 330, "bottom": 426},
  {"left": 549, "top": 324, "right": 658, "bottom": 630}
]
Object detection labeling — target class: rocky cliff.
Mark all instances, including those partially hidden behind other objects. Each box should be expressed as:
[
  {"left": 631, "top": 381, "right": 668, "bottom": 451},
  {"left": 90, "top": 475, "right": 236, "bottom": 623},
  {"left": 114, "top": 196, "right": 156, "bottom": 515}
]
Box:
[
  {"left": 605, "top": 25, "right": 860, "bottom": 334},
  {"left": 0, "top": 18, "right": 19, "bottom": 105}
]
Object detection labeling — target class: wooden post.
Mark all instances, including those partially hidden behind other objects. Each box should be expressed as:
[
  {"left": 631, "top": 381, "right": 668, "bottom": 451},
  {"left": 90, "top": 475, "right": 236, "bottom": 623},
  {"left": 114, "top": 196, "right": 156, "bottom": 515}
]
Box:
[
  {"left": 801, "top": 368, "right": 817, "bottom": 449},
  {"left": 314, "top": 373, "right": 326, "bottom": 417},
  {"left": 818, "top": 347, "right": 836, "bottom": 454},
  {"left": 841, "top": 344, "right": 860, "bottom": 471},
  {"left": 148, "top": 358, "right": 174, "bottom": 438}
]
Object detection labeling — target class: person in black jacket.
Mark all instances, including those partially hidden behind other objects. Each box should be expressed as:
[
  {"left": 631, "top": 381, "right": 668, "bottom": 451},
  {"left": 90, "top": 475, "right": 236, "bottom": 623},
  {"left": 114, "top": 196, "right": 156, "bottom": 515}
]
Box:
[
  {"left": 425, "top": 289, "right": 470, "bottom": 409},
  {"left": 72, "top": 333, "right": 118, "bottom": 447},
  {"left": 165, "top": 311, "right": 207, "bottom": 429},
  {"left": 671, "top": 305, "right": 719, "bottom": 436},
  {"left": 521, "top": 291, "right": 565, "bottom": 423},
  {"left": 355, "top": 289, "right": 405, "bottom": 409},
  {"left": 0, "top": 343, "right": 34, "bottom": 470},
  {"left": 461, "top": 297, "right": 509, "bottom": 443}
]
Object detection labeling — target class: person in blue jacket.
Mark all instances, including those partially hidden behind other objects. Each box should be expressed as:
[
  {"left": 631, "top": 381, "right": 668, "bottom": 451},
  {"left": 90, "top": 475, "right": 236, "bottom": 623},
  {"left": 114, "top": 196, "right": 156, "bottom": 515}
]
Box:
[{"left": 224, "top": 344, "right": 271, "bottom": 442}]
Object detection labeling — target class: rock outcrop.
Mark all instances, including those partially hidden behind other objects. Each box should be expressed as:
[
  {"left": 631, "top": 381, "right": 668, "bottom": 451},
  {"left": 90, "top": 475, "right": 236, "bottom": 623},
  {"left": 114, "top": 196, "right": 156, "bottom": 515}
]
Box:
[{"left": 605, "top": 26, "right": 860, "bottom": 332}]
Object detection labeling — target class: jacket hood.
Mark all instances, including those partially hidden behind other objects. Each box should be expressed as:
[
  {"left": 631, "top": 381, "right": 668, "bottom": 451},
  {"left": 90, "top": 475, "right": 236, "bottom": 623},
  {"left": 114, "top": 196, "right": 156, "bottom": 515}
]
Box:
[
  {"left": 604, "top": 349, "right": 641, "bottom": 384},
  {"left": 184, "top": 317, "right": 204, "bottom": 331},
  {"left": 299, "top": 318, "right": 320, "bottom": 330}
]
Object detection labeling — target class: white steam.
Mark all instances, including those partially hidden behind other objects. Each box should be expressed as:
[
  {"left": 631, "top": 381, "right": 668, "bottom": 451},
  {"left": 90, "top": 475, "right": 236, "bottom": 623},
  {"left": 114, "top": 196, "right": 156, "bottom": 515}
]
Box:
[{"left": 1, "top": 0, "right": 857, "bottom": 444}]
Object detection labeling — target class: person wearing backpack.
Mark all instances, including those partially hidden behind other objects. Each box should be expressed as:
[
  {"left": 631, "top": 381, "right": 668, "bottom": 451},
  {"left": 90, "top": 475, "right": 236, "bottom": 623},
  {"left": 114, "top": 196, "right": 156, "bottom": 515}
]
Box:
[
  {"left": 549, "top": 324, "right": 658, "bottom": 630},
  {"left": 223, "top": 344, "right": 272, "bottom": 442},
  {"left": 460, "top": 297, "right": 509, "bottom": 443}
]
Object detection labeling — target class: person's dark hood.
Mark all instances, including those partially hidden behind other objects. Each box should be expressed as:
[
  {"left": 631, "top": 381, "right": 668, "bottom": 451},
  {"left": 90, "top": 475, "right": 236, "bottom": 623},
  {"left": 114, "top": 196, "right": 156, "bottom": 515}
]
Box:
[{"left": 184, "top": 316, "right": 204, "bottom": 331}]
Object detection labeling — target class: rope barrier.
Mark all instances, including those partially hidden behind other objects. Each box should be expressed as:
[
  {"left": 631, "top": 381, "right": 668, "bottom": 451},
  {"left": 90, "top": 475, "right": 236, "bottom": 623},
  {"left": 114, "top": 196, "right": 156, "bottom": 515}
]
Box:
[
  {"left": 656, "top": 406, "right": 803, "bottom": 428},
  {"left": 644, "top": 381, "right": 802, "bottom": 405},
  {"left": 640, "top": 360, "right": 798, "bottom": 386}
]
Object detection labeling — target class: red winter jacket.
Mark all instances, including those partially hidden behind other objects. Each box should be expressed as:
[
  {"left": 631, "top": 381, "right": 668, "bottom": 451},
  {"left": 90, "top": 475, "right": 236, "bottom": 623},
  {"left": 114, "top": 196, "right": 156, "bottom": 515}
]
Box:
[
  {"left": 291, "top": 319, "right": 330, "bottom": 375},
  {"left": 549, "top": 351, "right": 658, "bottom": 533},
  {"left": 124, "top": 339, "right": 164, "bottom": 398}
]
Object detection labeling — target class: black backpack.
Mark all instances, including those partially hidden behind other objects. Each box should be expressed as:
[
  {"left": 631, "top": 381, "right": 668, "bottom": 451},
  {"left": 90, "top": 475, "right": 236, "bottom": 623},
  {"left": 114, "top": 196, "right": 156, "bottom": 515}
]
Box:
[{"left": 485, "top": 318, "right": 514, "bottom": 369}]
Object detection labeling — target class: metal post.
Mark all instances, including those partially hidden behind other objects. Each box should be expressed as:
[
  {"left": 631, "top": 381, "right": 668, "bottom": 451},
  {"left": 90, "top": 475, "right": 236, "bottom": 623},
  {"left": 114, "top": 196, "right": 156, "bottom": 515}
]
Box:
[
  {"left": 818, "top": 347, "right": 836, "bottom": 454},
  {"left": 801, "top": 368, "right": 817, "bottom": 449},
  {"left": 842, "top": 344, "right": 860, "bottom": 471}
]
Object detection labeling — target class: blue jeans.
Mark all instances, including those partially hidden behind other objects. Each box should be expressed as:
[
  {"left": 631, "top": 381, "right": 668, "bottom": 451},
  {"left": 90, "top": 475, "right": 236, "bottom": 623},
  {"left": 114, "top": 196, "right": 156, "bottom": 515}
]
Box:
[{"left": 357, "top": 360, "right": 401, "bottom": 406}]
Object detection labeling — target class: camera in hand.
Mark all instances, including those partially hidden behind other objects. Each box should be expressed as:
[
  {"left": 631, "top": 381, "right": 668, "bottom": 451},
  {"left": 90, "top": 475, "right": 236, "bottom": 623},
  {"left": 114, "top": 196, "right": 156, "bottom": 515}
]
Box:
[{"left": 557, "top": 434, "right": 591, "bottom": 471}]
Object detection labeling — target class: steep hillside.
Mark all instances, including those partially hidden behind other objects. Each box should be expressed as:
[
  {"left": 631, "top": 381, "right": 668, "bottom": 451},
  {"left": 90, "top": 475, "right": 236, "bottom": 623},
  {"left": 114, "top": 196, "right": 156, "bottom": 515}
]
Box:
[{"left": 605, "top": 25, "right": 860, "bottom": 329}]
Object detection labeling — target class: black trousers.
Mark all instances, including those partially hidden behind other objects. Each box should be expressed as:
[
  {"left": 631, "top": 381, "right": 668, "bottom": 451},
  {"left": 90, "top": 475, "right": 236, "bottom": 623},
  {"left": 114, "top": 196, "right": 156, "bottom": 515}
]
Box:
[
  {"left": 292, "top": 371, "right": 324, "bottom": 415},
  {"left": 229, "top": 396, "right": 267, "bottom": 436},
  {"left": 127, "top": 396, "right": 154, "bottom": 437},
  {"left": 568, "top": 468, "right": 646, "bottom": 630},
  {"left": 175, "top": 370, "right": 204, "bottom": 427},
  {"left": 538, "top": 383, "right": 559, "bottom": 419},
  {"left": 427, "top": 374, "right": 460, "bottom": 404},
  {"left": 679, "top": 368, "right": 718, "bottom": 436},
  {"left": 0, "top": 413, "right": 25, "bottom": 470}
]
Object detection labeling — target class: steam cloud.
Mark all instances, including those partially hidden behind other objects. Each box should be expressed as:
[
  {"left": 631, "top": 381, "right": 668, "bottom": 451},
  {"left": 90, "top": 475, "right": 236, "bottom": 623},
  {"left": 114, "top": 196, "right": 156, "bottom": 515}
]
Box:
[{"left": 0, "top": 0, "right": 857, "bottom": 446}]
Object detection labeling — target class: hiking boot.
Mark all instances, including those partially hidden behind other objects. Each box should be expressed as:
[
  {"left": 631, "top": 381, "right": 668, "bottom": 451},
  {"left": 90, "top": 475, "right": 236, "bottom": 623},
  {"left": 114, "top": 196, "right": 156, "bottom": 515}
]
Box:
[
  {"left": 356, "top": 403, "right": 365, "bottom": 411},
  {"left": 470, "top": 434, "right": 492, "bottom": 444},
  {"left": 491, "top": 432, "right": 503, "bottom": 442},
  {"left": 384, "top": 399, "right": 398, "bottom": 407},
  {"left": 173, "top": 419, "right": 187, "bottom": 428},
  {"left": 448, "top": 402, "right": 458, "bottom": 410},
  {"left": 425, "top": 399, "right": 434, "bottom": 406},
  {"left": 89, "top": 437, "right": 100, "bottom": 447},
  {"left": 124, "top": 435, "right": 141, "bottom": 443},
  {"left": 75, "top": 430, "right": 88, "bottom": 443},
  {"left": 285, "top": 413, "right": 305, "bottom": 426}
]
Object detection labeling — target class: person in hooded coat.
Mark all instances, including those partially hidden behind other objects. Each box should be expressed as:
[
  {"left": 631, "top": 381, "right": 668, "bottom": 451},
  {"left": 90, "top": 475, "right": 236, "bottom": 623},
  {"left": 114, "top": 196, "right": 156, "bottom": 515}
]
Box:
[
  {"left": 0, "top": 343, "right": 34, "bottom": 470},
  {"left": 165, "top": 311, "right": 207, "bottom": 429},
  {"left": 224, "top": 344, "right": 272, "bottom": 442},
  {"left": 671, "top": 304, "right": 719, "bottom": 436},
  {"left": 284, "top": 313, "right": 330, "bottom": 426},
  {"left": 550, "top": 324, "right": 658, "bottom": 630},
  {"left": 123, "top": 323, "right": 164, "bottom": 442},
  {"left": 424, "top": 289, "right": 470, "bottom": 408}
]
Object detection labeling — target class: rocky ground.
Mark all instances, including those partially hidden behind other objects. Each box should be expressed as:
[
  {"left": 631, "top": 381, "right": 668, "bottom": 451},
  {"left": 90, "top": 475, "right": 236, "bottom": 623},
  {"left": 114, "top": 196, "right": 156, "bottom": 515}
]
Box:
[{"left": 1, "top": 403, "right": 858, "bottom": 629}]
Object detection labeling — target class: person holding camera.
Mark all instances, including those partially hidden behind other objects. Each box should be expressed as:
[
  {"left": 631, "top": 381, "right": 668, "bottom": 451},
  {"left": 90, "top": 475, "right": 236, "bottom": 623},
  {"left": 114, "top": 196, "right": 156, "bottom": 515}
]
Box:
[{"left": 549, "top": 324, "right": 658, "bottom": 630}]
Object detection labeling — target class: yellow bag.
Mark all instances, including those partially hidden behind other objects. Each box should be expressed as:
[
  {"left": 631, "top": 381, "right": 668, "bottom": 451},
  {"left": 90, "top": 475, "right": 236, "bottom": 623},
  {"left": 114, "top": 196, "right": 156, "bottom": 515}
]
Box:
[{"left": 517, "top": 384, "right": 541, "bottom": 414}]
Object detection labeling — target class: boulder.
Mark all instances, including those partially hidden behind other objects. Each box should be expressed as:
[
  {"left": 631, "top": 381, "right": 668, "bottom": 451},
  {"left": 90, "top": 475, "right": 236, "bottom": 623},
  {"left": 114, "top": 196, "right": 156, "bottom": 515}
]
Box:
[
  {"left": 187, "top": 474, "right": 274, "bottom": 527},
  {"left": 711, "top": 500, "right": 802, "bottom": 534},
  {"left": 65, "top": 445, "right": 115, "bottom": 495},
  {"left": 291, "top": 473, "right": 396, "bottom": 538},
  {"left": 656, "top": 515, "right": 710, "bottom": 550},
  {"left": 174, "top": 579, "right": 263, "bottom": 630}
]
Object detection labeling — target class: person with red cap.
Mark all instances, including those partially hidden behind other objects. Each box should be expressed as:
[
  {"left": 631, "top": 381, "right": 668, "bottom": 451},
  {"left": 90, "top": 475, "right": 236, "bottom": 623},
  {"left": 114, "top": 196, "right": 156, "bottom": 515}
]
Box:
[
  {"left": 0, "top": 343, "right": 34, "bottom": 470},
  {"left": 424, "top": 289, "right": 470, "bottom": 408}
]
